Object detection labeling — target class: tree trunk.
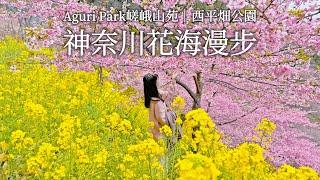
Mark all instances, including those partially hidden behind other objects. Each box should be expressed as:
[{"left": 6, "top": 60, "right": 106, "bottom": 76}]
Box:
[
  {"left": 94, "top": 65, "right": 103, "bottom": 85},
  {"left": 175, "top": 72, "right": 203, "bottom": 110},
  {"left": 192, "top": 72, "right": 203, "bottom": 109}
]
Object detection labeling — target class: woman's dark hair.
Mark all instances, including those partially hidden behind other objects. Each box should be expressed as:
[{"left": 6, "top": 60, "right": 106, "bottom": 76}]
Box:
[{"left": 143, "top": 73, "right": 160, "bottom": 108}]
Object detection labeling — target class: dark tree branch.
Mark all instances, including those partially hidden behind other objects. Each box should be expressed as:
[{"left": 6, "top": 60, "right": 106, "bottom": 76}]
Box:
[
  {"left": 216, "top": 107, "right": 259, "bottom": 125},
  {"left": 208, "top": 78, "right": 249, "bottom": 92},
  {"left": 302, "top": 8, "right": 320, "bottom": 19},
  {"left": 175, "top": 77, "right": 197, "bottom": 103},
  {"left": 194, "top": 73, "right": 202, "bottom": 94},
  {"left": 118, "top": 64, "right": 153, "bottom": 70},
  {"left": 245, "top": 0, "right": 271, "bottom": 24},
  {"left": 262, "top": 0, "right": 275, "bottom": 13},
  {"left": 219, "top": 73, "right": 287, "bottom": 87},
  {"left": 206, "top": 91, "right": 217, "bottom": 112}
]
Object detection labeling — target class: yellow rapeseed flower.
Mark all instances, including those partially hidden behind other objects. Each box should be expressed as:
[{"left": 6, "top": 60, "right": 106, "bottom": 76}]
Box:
[{"left": 160, "top": 125, "right": 173, "bottom": 137}]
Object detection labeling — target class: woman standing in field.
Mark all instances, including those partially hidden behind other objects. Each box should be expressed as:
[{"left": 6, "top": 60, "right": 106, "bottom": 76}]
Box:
[{"left": 143, "top": 73, "right": 180, "bottom": 142}]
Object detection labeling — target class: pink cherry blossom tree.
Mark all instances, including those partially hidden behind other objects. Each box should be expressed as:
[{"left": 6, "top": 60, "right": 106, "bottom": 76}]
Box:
[{"left": 1, "top": 0, "right": 320, "bottom": 172}]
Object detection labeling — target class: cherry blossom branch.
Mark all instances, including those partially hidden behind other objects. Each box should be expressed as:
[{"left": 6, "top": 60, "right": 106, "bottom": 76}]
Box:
[
  {"left": 259, "top": 46, "right": 303, "bottom": 57},
  {"left": 208, "top": 78, "right": 249, "bottom": 92},
  {"left": 219, "top": 73, "right": 287, "bottom": 87},
  {"left": 192, "top": 72, "right": 203, "bottom": 108},
  {"left": 245, "top": 0, "right": 272, "bottom": 24},
  {"left": 50, "top": 0, "right": 66, "bottom": 5},
  {"left": 262, "top": 0, "right": 275, "bottom": 13},
  {"left": 194, "top": 72, "right": 203, "bottom": 94},
  {"left": 216, "top": 107, "right": 259, "bottom": 125},
  {"left": 118, "top": 63, "right": 154, "bottom": 70},
  {"left": 174, "top": 77, "right": 198, "bottom": 103},
  {"left": 206, "top": 91, "right": 217, "bottom": 112},
  {"left": 303, "top": 8, "right": 320, "bottom": 19}
]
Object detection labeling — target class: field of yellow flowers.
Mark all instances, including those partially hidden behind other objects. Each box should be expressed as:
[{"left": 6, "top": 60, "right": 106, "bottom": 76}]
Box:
[{"left": 0, "top": 37, "right": 319, "bottom": 179}]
